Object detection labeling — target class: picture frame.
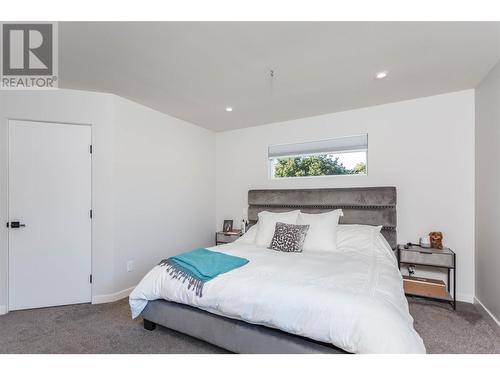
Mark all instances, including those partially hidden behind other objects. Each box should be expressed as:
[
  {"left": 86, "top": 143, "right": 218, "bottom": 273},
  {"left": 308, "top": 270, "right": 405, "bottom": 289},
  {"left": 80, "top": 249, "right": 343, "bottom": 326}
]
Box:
[{"left": 222, "top": 220, "right": 233, "bottom": 233}]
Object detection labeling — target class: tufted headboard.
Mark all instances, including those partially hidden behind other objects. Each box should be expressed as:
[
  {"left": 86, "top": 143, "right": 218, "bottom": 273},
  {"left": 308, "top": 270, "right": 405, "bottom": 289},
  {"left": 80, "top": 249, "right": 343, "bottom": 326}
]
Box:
[{"left": 248, "top": 186, "right": 397, "bottom": 249}]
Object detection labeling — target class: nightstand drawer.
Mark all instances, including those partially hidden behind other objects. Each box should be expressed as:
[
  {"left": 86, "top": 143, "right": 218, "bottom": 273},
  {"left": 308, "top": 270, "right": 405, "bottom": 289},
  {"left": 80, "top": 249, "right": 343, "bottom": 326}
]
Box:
[
  {"left": 400, "top": 250, "right": 454, "bottom": 268},
  {"left": 216, "top": 232, "right": 241, "bottom": 244}
]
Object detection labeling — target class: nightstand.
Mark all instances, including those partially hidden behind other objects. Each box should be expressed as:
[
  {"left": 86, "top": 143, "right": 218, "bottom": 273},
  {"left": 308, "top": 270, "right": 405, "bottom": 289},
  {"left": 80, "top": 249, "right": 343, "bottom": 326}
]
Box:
[
  {"left": 215, "top": 231, "right": 243, "bottom": 245},
  {"left": 398, "top": 244, "right": 456, "bottom": 310}
]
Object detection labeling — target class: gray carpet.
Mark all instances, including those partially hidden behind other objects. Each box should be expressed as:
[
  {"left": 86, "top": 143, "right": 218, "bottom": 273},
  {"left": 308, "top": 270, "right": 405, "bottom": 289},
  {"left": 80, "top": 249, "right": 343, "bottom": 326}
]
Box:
[
  {"left": 0, "top": 298, "right": 498, "bottom": 354},
  {"left": 408, "top": 298, "right": 499, "bottom": 354}
]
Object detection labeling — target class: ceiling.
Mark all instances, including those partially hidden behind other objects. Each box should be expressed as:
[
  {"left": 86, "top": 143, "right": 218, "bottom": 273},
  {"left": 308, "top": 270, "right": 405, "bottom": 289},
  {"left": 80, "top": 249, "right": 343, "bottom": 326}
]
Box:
[{"left": 59, "top": 22, "right": 500, "bottom": 132}]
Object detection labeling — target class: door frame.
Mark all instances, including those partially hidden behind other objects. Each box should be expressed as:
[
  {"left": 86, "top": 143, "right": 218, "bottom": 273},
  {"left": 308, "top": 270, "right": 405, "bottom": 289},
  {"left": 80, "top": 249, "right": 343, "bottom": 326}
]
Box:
[{"left": 4, "top": 118, "right": 93, "bottom": 312}]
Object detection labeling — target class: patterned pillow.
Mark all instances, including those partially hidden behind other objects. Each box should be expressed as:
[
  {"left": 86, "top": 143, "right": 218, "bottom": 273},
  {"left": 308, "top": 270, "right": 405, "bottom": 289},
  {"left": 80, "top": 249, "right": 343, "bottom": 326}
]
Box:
[{"left": 268, "top": 222, "right": 310, "bottom": 252}]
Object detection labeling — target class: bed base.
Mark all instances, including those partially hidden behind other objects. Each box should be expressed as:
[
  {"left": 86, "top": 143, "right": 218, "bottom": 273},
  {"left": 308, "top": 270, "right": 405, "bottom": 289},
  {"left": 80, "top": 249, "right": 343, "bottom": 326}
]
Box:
[
  {"left": 143, "top": 319, "right": 156, "bottom": 331},
  {"left": 141, "top": 299, "right": 348, "bottom": 354}
]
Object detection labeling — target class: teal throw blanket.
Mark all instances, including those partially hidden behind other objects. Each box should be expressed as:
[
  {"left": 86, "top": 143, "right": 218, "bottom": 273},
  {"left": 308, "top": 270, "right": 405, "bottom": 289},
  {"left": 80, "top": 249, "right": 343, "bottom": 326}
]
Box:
[{"left": 158, "top": 248, "right": 249, "bottom": 297}]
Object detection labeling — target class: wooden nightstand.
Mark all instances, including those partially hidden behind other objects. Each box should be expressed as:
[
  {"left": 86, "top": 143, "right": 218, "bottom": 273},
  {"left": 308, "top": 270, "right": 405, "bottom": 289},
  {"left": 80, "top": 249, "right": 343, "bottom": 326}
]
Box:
[
  {"left": 215, "top": 231, "right": 243, "bottom": 245},
  {"left": 398, "top": 244, "right": 456, "bottom": 310}
]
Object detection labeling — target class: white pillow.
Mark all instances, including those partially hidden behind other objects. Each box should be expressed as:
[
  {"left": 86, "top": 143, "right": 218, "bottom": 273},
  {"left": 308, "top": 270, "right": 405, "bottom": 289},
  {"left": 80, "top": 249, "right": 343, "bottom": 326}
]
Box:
[
  {"left": 374, "top": 231, "right": 397, "bottom": 261},
  {"left": 297, "top": 210, "right": 343, "bottom": 252},
  {"left": 255, "top": 210, "right": 300, "bottom": 247},
  {"left": 337, "top": 224, "right": 382, "bottom": 249},
  {"left": 234, "top": 224, "right": 258, "bottom": 244}
]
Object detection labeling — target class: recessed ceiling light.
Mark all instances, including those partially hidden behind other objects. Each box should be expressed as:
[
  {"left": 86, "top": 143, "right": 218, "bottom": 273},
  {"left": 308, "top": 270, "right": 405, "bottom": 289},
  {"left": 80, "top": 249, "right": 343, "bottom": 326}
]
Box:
[
  {"left": 375, "top": 71, "right": 388, "bottom": 79},
  {"left": 225, "top": 107, "right": 233, "bottom": 112}
]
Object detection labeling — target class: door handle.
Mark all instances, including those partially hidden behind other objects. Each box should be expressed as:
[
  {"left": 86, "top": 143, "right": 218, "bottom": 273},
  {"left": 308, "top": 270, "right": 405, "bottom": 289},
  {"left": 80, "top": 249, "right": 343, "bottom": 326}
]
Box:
[{"left": 6, "top": 221, "right": 26, "bottom": 228}]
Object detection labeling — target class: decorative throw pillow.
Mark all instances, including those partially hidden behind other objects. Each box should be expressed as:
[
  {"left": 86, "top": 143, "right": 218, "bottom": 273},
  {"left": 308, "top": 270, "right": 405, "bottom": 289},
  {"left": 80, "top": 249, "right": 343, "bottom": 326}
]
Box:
[
  {"left": 268, "top": 222, "right": 310, "bottom": 252},
  {"left": 255, "top": 210, "right": 301, "bottom": 247}
]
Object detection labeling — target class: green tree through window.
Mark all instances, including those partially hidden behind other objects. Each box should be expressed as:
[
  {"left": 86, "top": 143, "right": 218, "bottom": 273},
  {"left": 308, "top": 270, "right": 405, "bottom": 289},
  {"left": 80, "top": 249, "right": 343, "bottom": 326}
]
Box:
[{"left": 273, "top": 155, "right": 366, "bottom": 177}]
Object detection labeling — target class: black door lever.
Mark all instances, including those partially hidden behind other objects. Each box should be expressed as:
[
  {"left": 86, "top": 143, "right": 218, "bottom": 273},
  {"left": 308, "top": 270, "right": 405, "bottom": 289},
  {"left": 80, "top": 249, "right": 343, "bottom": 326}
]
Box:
[{"left": 6, "top": 221, "right": 26, "bottom": 228}]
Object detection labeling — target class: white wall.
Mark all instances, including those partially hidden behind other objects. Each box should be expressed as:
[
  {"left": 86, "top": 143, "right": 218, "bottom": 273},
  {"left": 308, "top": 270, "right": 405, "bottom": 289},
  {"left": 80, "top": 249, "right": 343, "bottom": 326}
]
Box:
[
  {"left": 475, "top": 60, "right": 500, "bottom": 323},
  {"left": 112, "top": 95, "right": 215, "bottom": 293},
  {"left": 0, "top": 88, "right": 478, "bottom": 313},
  {"left": 216, "top": 90, "right": 475, "bottom": 302},
  {"left": 0, "top": 89, "right": 215, "bottom": 312}
]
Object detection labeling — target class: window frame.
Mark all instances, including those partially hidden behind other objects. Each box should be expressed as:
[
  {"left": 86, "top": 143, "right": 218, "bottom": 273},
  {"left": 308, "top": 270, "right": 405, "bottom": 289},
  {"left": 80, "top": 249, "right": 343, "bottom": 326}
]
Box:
[{"left": 268, "top": 135, "right": 368, "bottom": 180}]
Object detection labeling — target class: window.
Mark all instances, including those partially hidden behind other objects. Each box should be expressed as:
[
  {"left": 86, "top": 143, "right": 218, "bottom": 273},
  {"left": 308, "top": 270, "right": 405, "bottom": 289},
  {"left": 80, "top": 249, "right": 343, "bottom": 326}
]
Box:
[{"left": 268, "top": 134, "right": 368, "bottom": 179}]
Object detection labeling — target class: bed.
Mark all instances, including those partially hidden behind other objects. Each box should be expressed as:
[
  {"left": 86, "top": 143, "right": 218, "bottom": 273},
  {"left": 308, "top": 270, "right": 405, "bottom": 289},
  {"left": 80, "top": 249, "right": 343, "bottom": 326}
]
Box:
[{"left": 129, "top": 187, "right": 425, "bottom": 354}]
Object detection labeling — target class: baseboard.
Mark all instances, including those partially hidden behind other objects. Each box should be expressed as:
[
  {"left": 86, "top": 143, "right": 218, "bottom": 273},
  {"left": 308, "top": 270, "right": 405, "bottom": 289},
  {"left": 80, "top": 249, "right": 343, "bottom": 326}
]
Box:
[
  {"left": 456, "top": 293, "right": 474, "bottom": 304},
  {"left": 0, "top": 304, "right": 7, "bottom": 315},
  {"left": 474, "top": 297, "right": 500, "bottom": 335},
  {"left": 92, "top": 286, "right": 135, "bottom": 304}
]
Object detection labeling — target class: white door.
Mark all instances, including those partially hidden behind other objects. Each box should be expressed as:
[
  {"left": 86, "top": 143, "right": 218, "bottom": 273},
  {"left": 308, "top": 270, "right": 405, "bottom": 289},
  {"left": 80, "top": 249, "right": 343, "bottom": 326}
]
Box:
[{"left": 8, "top": 120, "right": 91, "bottom": 310}]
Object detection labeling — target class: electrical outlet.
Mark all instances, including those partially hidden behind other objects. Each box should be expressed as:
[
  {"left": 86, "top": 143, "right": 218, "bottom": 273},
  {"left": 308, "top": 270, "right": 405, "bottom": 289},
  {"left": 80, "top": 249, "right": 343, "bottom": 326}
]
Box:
[{"left": 126, "top": 260, "right": 134, "bottom": 272}]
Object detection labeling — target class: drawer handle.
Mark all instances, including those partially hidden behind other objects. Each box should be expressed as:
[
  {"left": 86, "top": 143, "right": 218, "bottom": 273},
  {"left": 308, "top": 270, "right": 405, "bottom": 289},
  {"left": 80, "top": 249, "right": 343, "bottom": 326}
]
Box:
[{"left": 418, "top": 251, "right": 433, "bottom": 254}]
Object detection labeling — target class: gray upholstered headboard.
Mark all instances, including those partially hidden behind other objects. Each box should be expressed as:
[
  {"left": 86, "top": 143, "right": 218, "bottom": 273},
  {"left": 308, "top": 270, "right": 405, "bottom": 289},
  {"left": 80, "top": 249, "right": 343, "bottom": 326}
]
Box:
[{"left": 248, "top": 187, "right": 397, "bottom": 249}]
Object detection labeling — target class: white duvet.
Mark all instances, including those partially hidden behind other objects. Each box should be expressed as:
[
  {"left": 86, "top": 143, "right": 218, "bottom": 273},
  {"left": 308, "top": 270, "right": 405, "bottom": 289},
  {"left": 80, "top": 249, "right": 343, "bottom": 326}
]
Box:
[{"left": 129, "top": 236, "right": 425, "bottom": 354}]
